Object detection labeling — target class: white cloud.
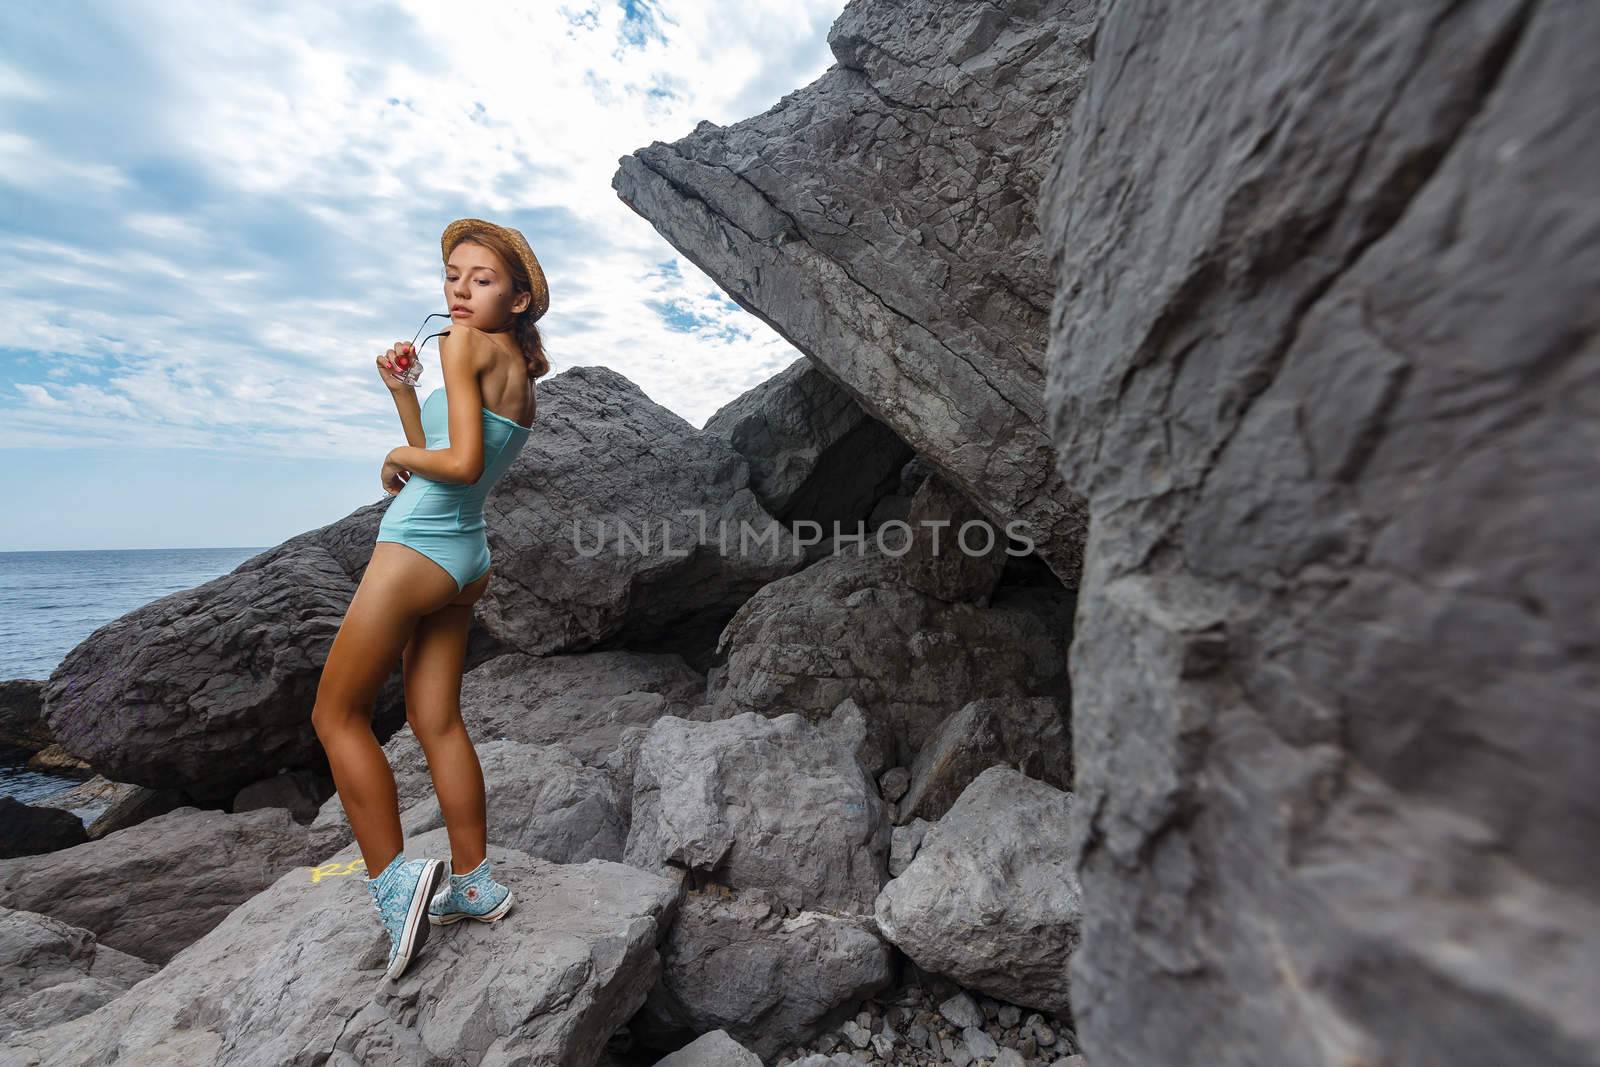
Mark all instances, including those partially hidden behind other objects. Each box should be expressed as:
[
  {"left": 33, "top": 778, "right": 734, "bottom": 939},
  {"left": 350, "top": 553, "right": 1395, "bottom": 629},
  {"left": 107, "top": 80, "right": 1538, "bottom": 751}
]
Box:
[
  {"left": 0, "top": 0, "right": 846, "bottom": 471},
  {"left": 0, "top": 131, "right": 132, "bottom": 195}
]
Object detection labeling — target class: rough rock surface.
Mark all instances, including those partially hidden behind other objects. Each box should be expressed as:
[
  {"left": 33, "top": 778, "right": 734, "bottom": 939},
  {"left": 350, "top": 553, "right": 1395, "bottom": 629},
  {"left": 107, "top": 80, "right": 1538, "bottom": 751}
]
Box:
[
  {"left": 624, "top": 712, "right": 890, "bottom": 913},
  {"left": 899, "top": 473, "right": 1009, "bottom": 606},
  {"left": 822, "top": 697, "right": 895, "bottom": 779},
  {"left": 1041, "top": 0, "right": 1600, "bottom": 1063},
  {"left": 709, "top": 539, "right": 1074, "bottom": 764},
  {"left": 35, "top": 776, "right": 191, "bottom": 840},
  {"left": 0, "top": 678, "right": 49, "bottom": 750},
  {"left": 613, "top": 0, "right": 1100, "bottom": 586},
  {"left": 874, "top": 766, "right": 1080, "bottom": 1013},
  {"left": 445, "top": 649, "right": 708, "bottom": 766},
  {"left": 0, "top": 797, "right": 87, "bottom": 858},
  {"left": 470, "top": 365, "right": 806, "bottom": 664},
  {"left": 0, "top": 906, "right": 158, "bottom": 1041},
  {"left": 888, "top": 818, "right": 933, "bottom": 878},
  {"left": 703, "top": 355, "right": 914, "bottom": 548},
  {"left": 6, "top": 826, "right": 684, "bottom": 1066},
  {"left": 0, "top": 805, "right": 311, "bottom": 966},
  {"left": 632, "top": 888, "right": 894, "bottom": 1059},
  {"left": 651, "top": 1028, "right": 764, "bottom": 1067},
  {"left": 231, "top": 768, "right": 333, "bottom": 824},
  {"left": 897, "top": 696, "right": 1071, "bottom": 823}
]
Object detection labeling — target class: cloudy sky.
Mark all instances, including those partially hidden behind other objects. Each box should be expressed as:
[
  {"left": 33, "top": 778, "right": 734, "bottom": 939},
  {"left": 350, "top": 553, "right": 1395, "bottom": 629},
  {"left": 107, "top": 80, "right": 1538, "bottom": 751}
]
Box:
[{"left": 0, "top": 0, "right": 843, "bottom": 551}]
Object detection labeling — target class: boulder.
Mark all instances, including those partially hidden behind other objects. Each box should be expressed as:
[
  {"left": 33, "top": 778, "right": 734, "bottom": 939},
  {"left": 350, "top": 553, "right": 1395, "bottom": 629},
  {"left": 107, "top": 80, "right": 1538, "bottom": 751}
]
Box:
[
  {"left": 632, "top": 888, "right": 893, "bottom": 1059},
  {"left": 6, "top": 826, "right": 685, "bottom": 1066},
  {"left": 888, "top": 818, "right": 933, "bottom": 878},
  {"left": 0, "top": 797, "right": 87, "bottom": 858},
  {"left": 0, "top": 679, "right": 50, "bottom": 750},
  {"left": 0, "top": 905, "right": 158, "bottom": 1041},
  {"left": 703, "top": 355, "right": 914, "bottom": 553},
  {"left": 822, "top": 697, "right": 894, "bottom": 779},
  {"left": 1041, "top": 0, "right": 1600, "bottom": 1062},
  {"left": 467, "top": 365, "right": 806, "bottom": 665},
  {"left": 0, "top": 805, "right": 311, "bottom": 964},
  {"left": 874, "top": 766, "right": 1080, "bottom": 1013},
  {"left": 446, "top": 649, "right": 707, "bottom": 765},
  {"left": 624, "top": 712, "right": 890, "bottom": 912},
  {"left": 23, "top": 745, "right": 91, "bottom": 776},
  {"left": 898, "top": 697, "right": 1071, "bottom": 823},
  {"left": 709, "top": 540, "right": 1073, "bottom": 765},
  {"left": 612, "top": 0, "right": 1100, "bottom": 585},
  {"left": 39, "top": 528, "right": 405, "bottom": 799},
  {"left": 651, "top": 1028, "right": 764, "bottom": 1067},
  {"left": 899, "top": 473, "right": 1009, "bottom": 606},
  {"left": 231, "top": 767, "right": 334, "bottom": 824},
  {"left": 34, "top": 776, "right": 190, "bottom": 840}
]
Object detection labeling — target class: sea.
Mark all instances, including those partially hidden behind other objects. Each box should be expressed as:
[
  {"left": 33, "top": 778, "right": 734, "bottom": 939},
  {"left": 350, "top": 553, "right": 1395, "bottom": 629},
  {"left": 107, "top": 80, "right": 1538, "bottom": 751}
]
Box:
[{"left": 0, "top": 547, "right": 271, "bottom": 808}]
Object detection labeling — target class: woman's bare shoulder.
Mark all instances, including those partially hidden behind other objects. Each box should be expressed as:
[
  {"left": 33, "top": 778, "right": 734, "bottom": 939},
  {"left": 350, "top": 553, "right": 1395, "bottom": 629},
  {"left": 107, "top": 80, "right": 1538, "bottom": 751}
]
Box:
[{"left": 439, "top": 323, "right": 497, "bottom": 368}]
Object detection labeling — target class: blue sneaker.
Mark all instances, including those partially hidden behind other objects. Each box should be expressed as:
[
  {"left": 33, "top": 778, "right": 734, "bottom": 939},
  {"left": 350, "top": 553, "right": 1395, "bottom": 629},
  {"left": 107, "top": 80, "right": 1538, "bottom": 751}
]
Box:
[
  {"left": 427, "top": 857, "right": 514, "bottom": 925},
  {"left": 364, "top": 852, "right": 447, "bottom": 980}
]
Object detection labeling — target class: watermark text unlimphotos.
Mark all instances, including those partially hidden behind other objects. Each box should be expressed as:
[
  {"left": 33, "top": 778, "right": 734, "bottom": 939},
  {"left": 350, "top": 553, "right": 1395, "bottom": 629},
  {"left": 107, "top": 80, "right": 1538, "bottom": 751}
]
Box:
[{"left": 570, "top": 512, "right": 1037, "bottom": 559}]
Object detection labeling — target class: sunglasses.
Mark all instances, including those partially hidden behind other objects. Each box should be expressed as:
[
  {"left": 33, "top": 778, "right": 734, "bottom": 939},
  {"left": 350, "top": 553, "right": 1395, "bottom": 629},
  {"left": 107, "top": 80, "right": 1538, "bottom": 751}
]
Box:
[{"left": 393, "top": 313, "right": 453, "bottom": 386}]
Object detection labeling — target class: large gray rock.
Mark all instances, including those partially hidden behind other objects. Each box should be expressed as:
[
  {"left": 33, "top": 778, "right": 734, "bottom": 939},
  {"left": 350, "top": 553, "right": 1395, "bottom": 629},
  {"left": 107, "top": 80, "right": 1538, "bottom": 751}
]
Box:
[
  {"left": 874, "top": 766, "right": 1080, "bottom": 1013},
  {"left": 632, "top": 888, "right": 894, "bottom": 1059},
  {"left": 703, "top": 355, "right": 914, "bottom": 548},
  {"left": 472, "top": 365, "right": 806, "bottom": 663},
  {"left": 0, "top": 805, "right": 311, "bottom": 965},
  {"left": 613, "top": 0, "right": 1099, "bottom": 586},
  {"left": 38, "top": 528, "right": 405, "bottom": 799},
  {"left": 651, "top": 1028, "right": 764, "bottom": 1067},
  {"left": 624, "top": 712, "right": 890, "bottom": 913},
  {"left": 0, "top": 679, "right": 49, "bottom": 750},
  {"left": 0, "top": 906, "right": 158, "bottom": 1041},
  {"left": 0, "top": 797, "right": 87, "bottom": 858},
  {"left": 446, "top": 649, "right": 708, "bottom": 765},
  {"left": 6, "top": 826, "right": 685, "bottom": 1066},
  {"left": 709, "top": 539, "right": 1074, "bottom": 765},
  {"left": 1041, "top": 0, "right": 1600, "bottom": 1063}
]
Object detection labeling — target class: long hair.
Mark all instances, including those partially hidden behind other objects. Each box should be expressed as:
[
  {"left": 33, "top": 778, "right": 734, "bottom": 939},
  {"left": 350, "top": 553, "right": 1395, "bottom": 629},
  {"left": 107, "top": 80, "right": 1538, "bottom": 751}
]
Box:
[{"left": 444, "top": 232, "right": 551, "bottom": 379}]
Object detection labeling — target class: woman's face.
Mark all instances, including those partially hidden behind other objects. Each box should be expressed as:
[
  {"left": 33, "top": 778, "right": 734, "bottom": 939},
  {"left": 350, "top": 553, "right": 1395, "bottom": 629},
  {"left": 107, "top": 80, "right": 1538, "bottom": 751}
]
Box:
[{"left": 443, "top": 240, "right": 530, "bottom": 329}]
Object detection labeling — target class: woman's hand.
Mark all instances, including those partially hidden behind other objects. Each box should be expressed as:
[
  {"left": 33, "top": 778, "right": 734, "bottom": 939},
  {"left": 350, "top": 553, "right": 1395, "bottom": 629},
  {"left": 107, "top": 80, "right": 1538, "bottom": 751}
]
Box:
[
  {"left": 375, "top": 342, "right": 422, "bottom": 392},
  {"left": 381, "top": 455, "right": 411, "bottom": 496}
]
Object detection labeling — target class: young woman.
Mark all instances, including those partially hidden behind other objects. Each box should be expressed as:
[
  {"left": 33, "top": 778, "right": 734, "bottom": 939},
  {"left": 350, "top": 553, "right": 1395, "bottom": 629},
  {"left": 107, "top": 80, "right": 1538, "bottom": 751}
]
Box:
[{"left": 310, "top": 218, "right": 548, "bottom": 981}]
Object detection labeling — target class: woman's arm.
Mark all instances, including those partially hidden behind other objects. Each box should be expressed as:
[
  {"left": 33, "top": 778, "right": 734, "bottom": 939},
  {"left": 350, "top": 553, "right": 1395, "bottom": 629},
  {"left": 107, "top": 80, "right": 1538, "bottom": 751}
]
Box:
[
  {"left": 392, "top": 388, "right": 427, "bottom": 449},
  {"left": 385, "top": 327, "right": 492, "bottom": 484}
]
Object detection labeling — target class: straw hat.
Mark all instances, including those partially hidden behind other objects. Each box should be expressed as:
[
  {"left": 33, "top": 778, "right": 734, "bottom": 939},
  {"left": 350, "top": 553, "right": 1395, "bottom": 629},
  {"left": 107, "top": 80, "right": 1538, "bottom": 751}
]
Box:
[{"left": 440, "top": 217, "right": 550, "bottom": 322}]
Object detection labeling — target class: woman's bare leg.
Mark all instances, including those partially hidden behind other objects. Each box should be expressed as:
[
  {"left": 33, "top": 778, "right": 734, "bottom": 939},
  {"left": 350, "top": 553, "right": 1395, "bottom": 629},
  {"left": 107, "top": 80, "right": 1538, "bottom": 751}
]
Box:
[
  {"left": 403, "top": 569, "right": 492, "bottom": 875},
  {"left": 311, "top": 542, "right": 463, "bottom": 876}
]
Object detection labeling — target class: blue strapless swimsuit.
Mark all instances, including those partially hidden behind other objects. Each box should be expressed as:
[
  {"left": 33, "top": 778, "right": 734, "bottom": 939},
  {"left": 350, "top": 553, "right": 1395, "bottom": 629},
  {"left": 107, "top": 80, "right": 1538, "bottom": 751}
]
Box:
[{"left": 375, "top": 386, "right": 531, "bottom": 592}]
